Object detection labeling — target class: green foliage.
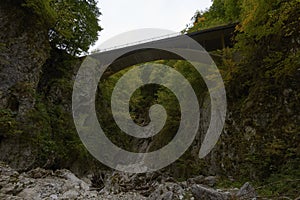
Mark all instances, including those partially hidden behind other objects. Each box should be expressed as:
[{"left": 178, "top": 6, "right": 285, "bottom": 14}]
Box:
[
  {"left": 218, "top": 0, "right": 300, "bottom": 183},
  {"left": 180, "top": 0, "right": 300, "bottom": 194},
  {"left": 0, "top": 43, "right": 9, "bottom": 66},
  {"left": 22, "top": 0, "right": 57, "bottom": 27},
  {"left": 96, "top": 67, "right": 136, "bottom": 151},
  {"left": 237, "top": 0, "right": 300, "bottom": 54},
  {"left": 231, "top": 0, "right": 300, "bottom": 98},
  {"left": 0, "top": 109, "right": 21, "bottom": 137},
  {"left": 224, "top": 0, "right": 241, "bottom": 21},
  {"left": 184, "top": 0, "right": 241, "bottom": 33},
  {"left": 49, "top": 0, "right": 102, "bottom": 55},
  {"left": 2, "top": 0, "right": 298, "bottom": 189},
  {"left": 22, "top": 0, "right": 102, "bottom": 55},
  {"left": 27, "top": 49, "right": 98, "bottom": 170},
  {"left": 96, "top": 60, "right": 208, "bottom": 177},
  {"left": 23, "top": 98, "right": 92, "bottom": 169},
  {"left": 0, "top": 49, "right": 100, "bottom": 171},
  {"left": 255, "top": 166, "right": 300, "bottom": 199}
]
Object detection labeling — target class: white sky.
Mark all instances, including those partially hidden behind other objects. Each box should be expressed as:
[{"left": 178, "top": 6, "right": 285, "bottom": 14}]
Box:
[{"left": 90, "top": 0, "right": 212, "bottom": 51}]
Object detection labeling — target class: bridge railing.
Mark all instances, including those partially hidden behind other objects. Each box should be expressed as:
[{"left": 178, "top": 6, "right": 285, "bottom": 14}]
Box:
[{"left": 93, "top": 32, "right": 182, "bottom": 53}]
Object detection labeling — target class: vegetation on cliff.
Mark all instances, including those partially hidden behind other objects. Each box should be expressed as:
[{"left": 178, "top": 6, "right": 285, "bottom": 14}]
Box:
[
  {"left": 184, "top": 0, "right": 300, "bottom": 197},
  {"left": 98, "top": 0, "right": 300, "bottom": 197},
  {"left": 0, "top": 0, "right": 299, "bottom": 198},
  {"left": 0, "top": 0, "right": 103, "bottom": 174},
  {"left": 23, "top": 0, "right": 102, "bottom": 55}
]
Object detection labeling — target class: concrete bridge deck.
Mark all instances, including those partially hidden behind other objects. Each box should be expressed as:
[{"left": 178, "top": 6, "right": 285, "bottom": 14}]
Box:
[{"left": 91, "top": 23, "right": 237, "bottom": 77}]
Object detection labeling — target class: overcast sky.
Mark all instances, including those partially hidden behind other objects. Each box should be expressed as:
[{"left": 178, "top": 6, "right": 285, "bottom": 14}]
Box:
[{"left": 90, "top": 0, "right": 212, "bottom": 51}]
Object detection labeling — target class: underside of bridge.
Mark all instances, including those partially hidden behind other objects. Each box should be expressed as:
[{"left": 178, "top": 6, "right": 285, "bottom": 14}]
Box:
[{"left": 91, "top": 23, "right": 237, "bottom": 78}]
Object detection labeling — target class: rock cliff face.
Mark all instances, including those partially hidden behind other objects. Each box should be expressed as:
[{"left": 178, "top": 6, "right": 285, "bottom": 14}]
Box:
[
  {"left": 0, "top": 1, "right": 96, "bottom": 173},
  {"left": 0, "top": 1, "right": 51, "bottom": 170},
  {"left": 0, "top": 1, "right": 50, "bottom": 115}
]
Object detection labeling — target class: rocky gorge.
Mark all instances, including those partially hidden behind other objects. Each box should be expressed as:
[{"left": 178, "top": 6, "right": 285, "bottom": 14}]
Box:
[
  {"left": 0, "top": 0, "right": 299, "bottom": 199},
  {"left": 1, "top": 162, "right": 260, "bottom": 200}
]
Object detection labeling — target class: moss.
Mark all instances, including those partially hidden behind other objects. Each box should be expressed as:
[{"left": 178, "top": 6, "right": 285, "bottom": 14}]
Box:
[
  {"left": 0, "top": 109, "right": 22, "bottom": 137},
  {"left": 0, "top": 43, "right": 9, "bottom": 67},
  {"left": 216, "top": 178, "right": 245, "bottom": 189},
  {"left": 22, "top": 0, "right": 57, "bottom": 27},
  {"left": 0, "top": 47, "right": 101, "bottom": 173},
  {"left": 10, "top": 82, "right": 36, "bottom": 98},
  {"left": 254, "top": 164, "right": 300, "bottom": 199}
]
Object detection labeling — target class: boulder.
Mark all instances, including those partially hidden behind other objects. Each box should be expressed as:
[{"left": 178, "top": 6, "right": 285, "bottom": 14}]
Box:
[
  {"left": 148, "top": 182, "right": 185, "bottom": 200},
  {"left": 235, "top": 182, "right": 257, "bottom": 200},
  {"left": 191, "top": 184, "right": 230, "bottom": 200}
]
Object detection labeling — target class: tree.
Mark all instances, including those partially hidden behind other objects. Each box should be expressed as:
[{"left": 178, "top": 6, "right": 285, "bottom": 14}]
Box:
[
  {"left": 237, "top": 0, "right": 300, "bottom": 76},
  {"left": 224, "top": 0, "right": 241, "bottom": 21},
  {"left": 49, "top": 0, "right": 102, "bottom": 55},
  {"left": 23, "top": 0, "right": 102, "bottom": 55},
  {"left": 184, "top": 0, "right": 241, "bottom": 33}
]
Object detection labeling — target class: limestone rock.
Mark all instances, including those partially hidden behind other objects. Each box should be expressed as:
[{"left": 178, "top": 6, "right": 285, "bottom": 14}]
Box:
[
  {"left": 0, "top": 0, "right": 50, "bottom": 172},
  {"left": 0, "top": 2, "right": 50, "bottom": 114},
  {"left": 191, "top": 184, "right": 231, "bottom": 200},
  {"left": 235, "top": 182, "right": 257, "bottom": 200},
  {"left": 148, "top": 182, "right": 185, "bottom": 200},
  {"left": 203, "top": 176, "right": 218, "bottom": 187},
  {"left": 1, "top": 163, "right": 262, "bottom": 200}
]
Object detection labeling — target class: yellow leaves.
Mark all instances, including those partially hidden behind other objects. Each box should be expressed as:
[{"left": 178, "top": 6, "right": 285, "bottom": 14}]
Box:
[
  {"left": 197, "top": 16, "right": 206, "bottom": 23},
  {"left": 264, "top": 139, "right": 286, "bottom": 156},
  {"left": 193, "top": 16, "right": 206, "bottom": 27},
  {"left": 240, "top": 0, "right": 259, "bottom": 32}
]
